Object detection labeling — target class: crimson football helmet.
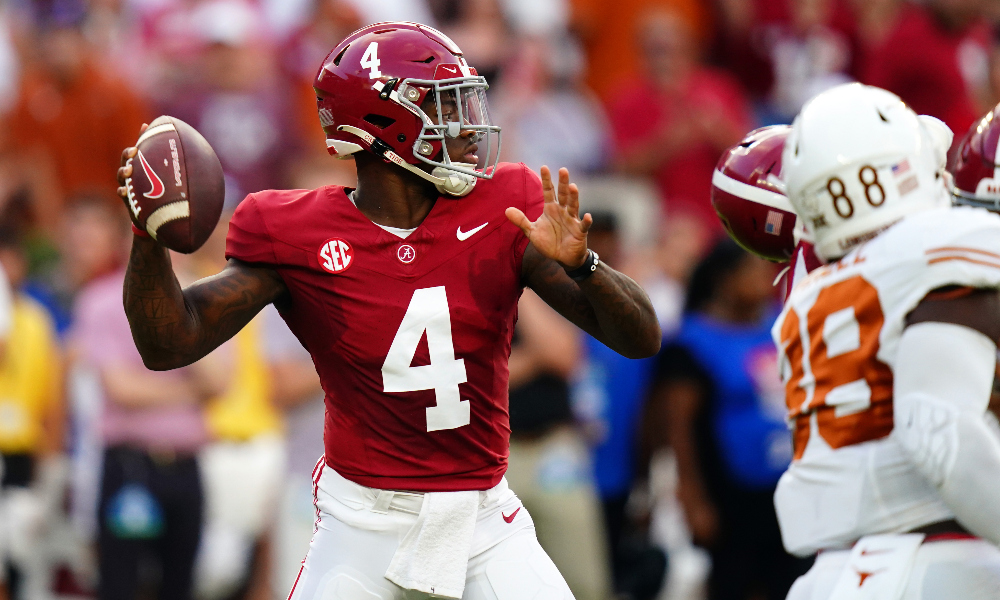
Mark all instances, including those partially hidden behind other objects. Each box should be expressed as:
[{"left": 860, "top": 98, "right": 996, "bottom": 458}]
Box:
[
  {"left": 712, "top": 126, "right": 801, "bottom": 262},
  {"left": 314, "top": 22, "right": 501, "bottom": 196},
  {"left": 950, "top": 103, "right": 1000, "bottom": 212}
]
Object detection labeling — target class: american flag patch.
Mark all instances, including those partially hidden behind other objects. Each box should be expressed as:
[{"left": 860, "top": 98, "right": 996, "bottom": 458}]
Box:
[
  {"left": 892, "top": 160, "right": 910, "bottom": 177},
  {"left": 898, "top": 175, "right": 919, "bottom": 196},
  {"left": 765, "top": 210, "right": 783, "bottom": 235}
]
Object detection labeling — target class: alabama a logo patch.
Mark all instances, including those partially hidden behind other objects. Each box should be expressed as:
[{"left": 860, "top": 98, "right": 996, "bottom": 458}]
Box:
[
  {"left": 318, "top": 238, "right": 354, "bottom": 274},
  {"left": 136, "top": 150, "right": 166, "bottom": 200},
  {"left": 397, "top": 244, "right": 416, "bottom": 264}
]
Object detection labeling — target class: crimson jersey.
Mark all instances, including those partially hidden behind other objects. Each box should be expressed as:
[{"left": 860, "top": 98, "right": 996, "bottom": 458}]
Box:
[
  {"left": 782, "top": 241, "right": 822, "bottom": 299},
  {"left": 225, "top": 162, "right": 544, "bottom": 491}
]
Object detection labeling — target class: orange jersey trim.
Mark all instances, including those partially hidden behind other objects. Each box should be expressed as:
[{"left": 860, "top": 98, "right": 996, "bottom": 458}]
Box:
[{"left": 926, "top": 246, "right": 1000, "bottom": 260}]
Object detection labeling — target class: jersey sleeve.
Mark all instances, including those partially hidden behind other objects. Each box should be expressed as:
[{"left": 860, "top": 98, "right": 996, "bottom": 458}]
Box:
[
  {"left": 918, "top": 210, "right": 1000, "bottom": 293},
  {"left": 226, "top": 194, "right": 279, "bottom": 265},
  {"left": 513, "top": 164, "right": 546, "bottom": 264}
]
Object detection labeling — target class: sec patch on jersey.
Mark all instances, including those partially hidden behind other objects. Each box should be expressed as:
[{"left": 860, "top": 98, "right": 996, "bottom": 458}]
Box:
[{"left": 125, "top": 115, "right": 225, "bottom": 253}]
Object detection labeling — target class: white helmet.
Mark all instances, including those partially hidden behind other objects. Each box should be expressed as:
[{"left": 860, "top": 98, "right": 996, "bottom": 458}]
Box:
[{"left": 782, "top": 83, "right": 953, "bottom": 261}]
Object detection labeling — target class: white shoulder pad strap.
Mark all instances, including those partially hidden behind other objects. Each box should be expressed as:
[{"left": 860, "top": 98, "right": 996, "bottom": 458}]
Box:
[{"left": 893, "top": 322, "right": 1000, "bottom": 544}]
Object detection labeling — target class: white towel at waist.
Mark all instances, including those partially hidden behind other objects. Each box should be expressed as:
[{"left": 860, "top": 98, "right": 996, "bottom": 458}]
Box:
[{"left": 385, "top": 489, "right": 480, "bottom": 599}]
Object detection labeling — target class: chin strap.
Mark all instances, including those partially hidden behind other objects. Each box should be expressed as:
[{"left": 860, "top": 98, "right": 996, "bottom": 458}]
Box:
[{"left": 334, "top": 125, "right": 476, "bottom": 197}]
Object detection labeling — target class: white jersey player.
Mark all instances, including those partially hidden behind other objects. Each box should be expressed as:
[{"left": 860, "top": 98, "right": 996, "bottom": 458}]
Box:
[{"left": 774, "top": 83, "right": 1000, "bottom": 600}]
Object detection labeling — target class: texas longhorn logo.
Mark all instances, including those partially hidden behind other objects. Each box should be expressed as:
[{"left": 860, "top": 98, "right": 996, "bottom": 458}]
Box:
[{"left": 137, "top": 150, "right": 166, "bottom": 200}]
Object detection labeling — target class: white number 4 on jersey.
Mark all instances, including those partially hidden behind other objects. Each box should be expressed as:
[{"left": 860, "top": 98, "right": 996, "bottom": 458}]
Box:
[{"left": 382, "top": 286, "right": 470, "bottom": 432}]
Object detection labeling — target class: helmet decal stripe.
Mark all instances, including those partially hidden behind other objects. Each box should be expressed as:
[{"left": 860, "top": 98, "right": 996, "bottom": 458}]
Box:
[{"left": 712, "top": 169, "right": 795, "bottom": 212}]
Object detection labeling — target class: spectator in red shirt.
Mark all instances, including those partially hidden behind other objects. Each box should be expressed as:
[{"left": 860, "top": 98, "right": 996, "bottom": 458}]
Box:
[
  {"left": 856, "top": 0, "right": 992, "bottom": 144},
  {"left": 607, "top": 9, "right": 753, "bottom": 234},
  {"left": 712, "top": 0, "right": 858, "bottom": 121},
  {"left": 988, "top": 25, "right": 1000, "bottom": 107}
]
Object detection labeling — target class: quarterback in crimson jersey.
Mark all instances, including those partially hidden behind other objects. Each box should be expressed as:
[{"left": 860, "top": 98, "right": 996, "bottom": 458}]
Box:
[
  {"left": 225, "top": 163, "right": 547, "bottom": 491},
  {"left": 116, "top": 22, "right": 659, "bottom": 600}
]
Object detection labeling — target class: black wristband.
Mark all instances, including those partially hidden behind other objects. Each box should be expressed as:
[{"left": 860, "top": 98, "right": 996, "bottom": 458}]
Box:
[{"left": 565, "top": 250, "right": 600, "bottom": 282}]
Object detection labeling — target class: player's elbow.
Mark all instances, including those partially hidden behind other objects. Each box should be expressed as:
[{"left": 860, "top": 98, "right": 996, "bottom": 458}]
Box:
[
  {"left": 134, "top": 345, "right": 188, "bottom": 372},
  {"left": 127, "top": 326, "right": 193, "bottom": 371},
  {"left": 638, "top": 321, "right": 663, "bottom": 358},
  {"left": 139, "top": 353, "right": 179, "bottom": 372},
  {"left": 637, "top": 335, "right": 662, "bottom": 359},
  {"left": 622, "top": 328, "right": 661, "bottom": 359}
]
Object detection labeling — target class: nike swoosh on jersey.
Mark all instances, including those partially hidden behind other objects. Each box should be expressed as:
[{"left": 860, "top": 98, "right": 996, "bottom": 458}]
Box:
[
  {"left": 457, "top": 222, "right": 489, "bottom": 241},
  {"left": 502, "top": 507, "right": 520, "bottom": 523}
]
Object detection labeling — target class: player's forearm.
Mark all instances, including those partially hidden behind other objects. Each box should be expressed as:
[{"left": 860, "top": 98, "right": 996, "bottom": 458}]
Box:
[
  {"left": 123, "top": 236, "right": 202, "bottom": 370},
  {"left": 124, "top": 238, "right": 283, "bottom": 370},
  {"left": 578, "top": 266, "right": 661, "bottom": 357},
  {"left": 529, "top": 258, "right": 661, "bottom": 358}
]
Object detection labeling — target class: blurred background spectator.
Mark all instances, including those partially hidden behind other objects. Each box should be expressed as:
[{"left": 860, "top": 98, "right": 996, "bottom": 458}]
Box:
[
  {"left": 571, "top": 0, "right": 712, "bottom": 100},
  {"left": 0, "top": 0, "right": 997, "bottom": 598},
  {"left": 262, "top": 305, "right": 324, "bottom": 600},
  {"left": 607, "top": 9, "right": 753, "bottom": 234},
  {"left": 188, "top": 216, "right": 284, "bottom": 600},
  {"left": 159, "top": 1, "right": 297, "bottom": 203},
  {"left": 0, "top": 258, "right": 11, "bottom": 358},
  {"left": 0, "top": 2, "right": 148, "bottom": 239},
  {"left": 0, "top": 226, "right": 64, "bottom": 599},
  {"left": 571, "top": 213, "right": 666, "bottom": 600},
  {"left": 506, "top": 290, "right": 613, "bottom": 600},
  {"left": 491, "top": 35, "right": 609, "bottom": 175},
  {"left": 854, "top": 0, "right": 993, "bottom": 145},
  {"left": 73, "top": 251, "right": 224, "bottom": 599},
  {"left": 715, "top": 0, "right": 857, "bottom": 123},
  {"left": 647, "top": 240, "right": 807, "bottom": 600}
]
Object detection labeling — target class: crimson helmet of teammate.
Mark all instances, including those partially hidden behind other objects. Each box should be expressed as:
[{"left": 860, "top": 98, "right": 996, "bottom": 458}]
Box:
[
  {"left": 711, "top": 125, "right": 801, "bottom": 263},
  {"left": 314, "top": 22, "right": 501, "bottom": 196},
  {"left": 950, "top": 103, "right": 1000, "bottom": 212}
]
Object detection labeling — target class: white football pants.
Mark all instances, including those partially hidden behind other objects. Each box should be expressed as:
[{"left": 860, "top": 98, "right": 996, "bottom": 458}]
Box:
[
  {"left": 786, "top": 538, "right": 1000, "bottom": 600},
  {"left": 286, "top": 461, "right": 575, "bottom": 600}
]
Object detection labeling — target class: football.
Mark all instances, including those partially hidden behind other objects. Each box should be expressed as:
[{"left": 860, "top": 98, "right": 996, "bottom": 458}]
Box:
[{"left": 125, "top": 115, "right": 225, "bottom": 254}]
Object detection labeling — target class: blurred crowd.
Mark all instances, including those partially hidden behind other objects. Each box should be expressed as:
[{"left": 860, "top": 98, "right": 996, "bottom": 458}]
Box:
[{"left": 0, "top": 0, "right": 998, "bottom": 599}]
